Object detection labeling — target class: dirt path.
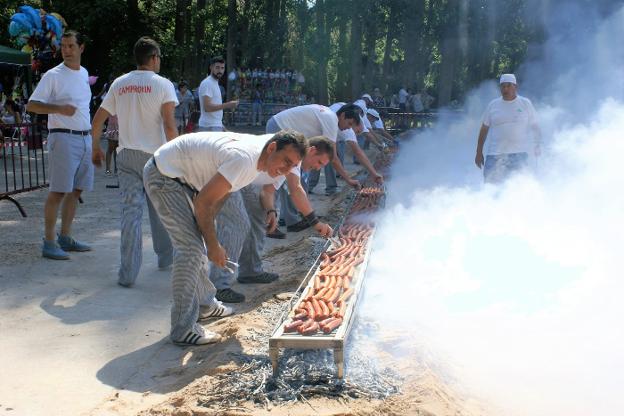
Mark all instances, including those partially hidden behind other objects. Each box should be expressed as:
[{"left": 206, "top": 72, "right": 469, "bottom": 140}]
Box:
[{"left": 0, "top": 136, "right": 477, "bottom": 416}]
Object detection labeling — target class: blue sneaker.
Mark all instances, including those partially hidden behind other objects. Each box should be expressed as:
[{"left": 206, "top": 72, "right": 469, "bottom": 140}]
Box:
[
  {"left": 57, "top": 235, "right": 92, "bottom": 252},
  {"left": 42, "top": 239, "right": 70, "bottom": 260}
]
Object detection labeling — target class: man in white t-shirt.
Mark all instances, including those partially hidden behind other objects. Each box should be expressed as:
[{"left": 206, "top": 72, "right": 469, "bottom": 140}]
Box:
[
  {"left": 265, "top": 104, "right": 362, "bottom": 233},
  {"left": 366, "top": 108, "right": 395, "bottom": 144},
  {"left": 26, "top": 31, "right": 94, "bottom": 260},
  {"left": 91, "top": 36, "right": 178, "bottom": 287},
  {"left": 144, "top": 130, "right": 307, "bottom": 346},
  {"left": 209, "top": 136, "right": 334, "bottom": 303},
  {"left": 197, "top": 56, "right": 239, "bottom": 131},
  {"left": 475, "top": 73, "right": 541, "bottom": 184}
]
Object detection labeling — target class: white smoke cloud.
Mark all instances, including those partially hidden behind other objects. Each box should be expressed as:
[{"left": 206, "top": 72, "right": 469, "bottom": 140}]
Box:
[{"left": 358, "top": 4, "right": 624, "bottom": 415}]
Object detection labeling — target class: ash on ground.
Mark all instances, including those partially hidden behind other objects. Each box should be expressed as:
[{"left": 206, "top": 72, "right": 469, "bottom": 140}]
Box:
[{"left": 194, "top": 301, "right": 403, "bottom": 411}]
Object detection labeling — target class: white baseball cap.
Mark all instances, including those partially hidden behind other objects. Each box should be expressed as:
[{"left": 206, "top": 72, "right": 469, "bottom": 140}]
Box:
[
  {"left": 500, "top": 73, "right": 517, "bottom": 84},
  {"left": 361, "top": 93, "right": 373, "bottom": 101},
  {"left": 366, "top": 108, "right": 380, "bottom": 119}
]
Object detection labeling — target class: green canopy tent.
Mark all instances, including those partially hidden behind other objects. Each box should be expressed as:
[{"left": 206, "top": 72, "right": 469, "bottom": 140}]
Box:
[
  {"left": 0, "top": 45, "right": 31, "bottom": 66},
  {"left": 0, "top": 45, "right": 32, "bottom": 97}
]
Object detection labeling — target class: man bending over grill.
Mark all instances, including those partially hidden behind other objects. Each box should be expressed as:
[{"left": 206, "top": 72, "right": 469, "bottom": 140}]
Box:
[{"left": 144, "top": 130, "right": 306, "bottom": 346}]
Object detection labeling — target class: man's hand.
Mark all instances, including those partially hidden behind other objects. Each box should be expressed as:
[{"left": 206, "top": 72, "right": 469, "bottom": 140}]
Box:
[
  {"left": 475, "top": 152, "right": 484, "bottom": 168},
  {"left": 313, "top": 222, "right": 333, "bottom": 238},
  {"left": 266, "top": 210, "right": 278, "bottom": 233},
  {"left": 347, "top": 178, "right": 361, "bottom": 189},
  {"left": 207, "top": 242, "right": 227, "bottom": 268},
  {"left": 224, "top": 100, "right": 239, "bottom": 110},
  {"left": 59, "top": 104, "right": 77, "bottom": 116},
  {"left": 92, "top": 147, "right": 105, "bottom": 167},
  {"left": 372, "top": 172, "right": 384, "bottom": 184}
]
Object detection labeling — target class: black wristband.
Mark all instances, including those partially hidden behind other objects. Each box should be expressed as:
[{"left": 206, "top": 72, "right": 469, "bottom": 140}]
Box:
[
  {"left": 304, "top": 211, "right": 319, "bottom": 226},
  {"left": 267, "top": 209, "right": 277, "bottom": 216}
]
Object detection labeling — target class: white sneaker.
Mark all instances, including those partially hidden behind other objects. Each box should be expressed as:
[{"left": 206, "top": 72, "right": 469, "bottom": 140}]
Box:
[
  {"left": 198, "top": 300, "right": 234, "bottom": 320},
  {"left": 173, "top": 324, "right": 221, "bottom": 346}
]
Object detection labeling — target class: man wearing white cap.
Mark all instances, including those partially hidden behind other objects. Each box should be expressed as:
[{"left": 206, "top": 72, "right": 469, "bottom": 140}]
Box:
[
  {"left": 474, "top": 73, "right": 541, "bottom": 183},
  {"left": 366, "top": 108, "right": 395, "bottom": 144}
]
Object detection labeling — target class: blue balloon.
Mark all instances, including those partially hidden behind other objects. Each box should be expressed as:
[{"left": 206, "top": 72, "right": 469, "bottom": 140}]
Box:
[
  {"left": 19, "top": 5, "right": 41, "bottom": 30},
  {"left": 45, "top": 14, "right": 62, "bottom": 38},
  {"left": 10, "top": 13, "right": 33, "bottom": 32}
]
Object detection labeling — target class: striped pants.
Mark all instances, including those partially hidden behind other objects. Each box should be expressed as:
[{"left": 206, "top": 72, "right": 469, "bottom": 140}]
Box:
[
  {"left": 143, "top": 159, "right": 218, "bottom": 341},
  {"left": 209, "top": 185, "right": 268, "bottom": 289},
  {"left": 117, "top": 149, "right": 173, "bottom": 286}
]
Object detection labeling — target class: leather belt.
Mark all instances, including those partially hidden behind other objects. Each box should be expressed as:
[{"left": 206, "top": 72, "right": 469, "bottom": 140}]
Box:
[{"left": 49, "top": 128, "right": 91, "bottom": 136}]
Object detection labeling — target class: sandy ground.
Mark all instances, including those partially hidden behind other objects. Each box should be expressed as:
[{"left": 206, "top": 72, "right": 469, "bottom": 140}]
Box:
[{"left": 0, "top": 133, "right": 479, "bottom": 416}]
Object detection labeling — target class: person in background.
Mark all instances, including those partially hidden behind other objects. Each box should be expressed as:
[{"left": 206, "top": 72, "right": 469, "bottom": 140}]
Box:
[
  {"left": 175, "top": 81, "right": 194, "bottom": 134},
  {"left": 250, "top": 84, "right": 263, "bottom": 126},
  {"left": 474, "top": 73, "right": 541, "bottom": 184},
  {"left": 26, "top": 30, "right": 94, "bottom": 260},
  {"left": 91, "top": 36, "right": 177, "bottom": 288},
  {"left": 197, "top": 56, "right": 239, "bottom": 132}
]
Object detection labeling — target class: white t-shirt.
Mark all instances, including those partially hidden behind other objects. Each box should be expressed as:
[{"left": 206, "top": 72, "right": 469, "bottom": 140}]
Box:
[
  {"left": 398, "top": 88, "right": 408, "bottom": 104},
  {"left": 198, "top": 75, "right": 223, "bottom": 128},
  {"left": 29, "top": 63, "right": 91, "bottom": 130},
  {"left": 101, "top": 70, "right": 178, "bottom": 154},
  {"left": 329, "top": 102, "right": 365, "bottom": 143},
  {"left": 253, "top": 163, "right": 300, "bottom": 189},
  {"left": 154, "top": 132, "right": 266, "bottom": 192},
  {"left": 273, "top": 104, "right": 338, "bottom": 141},
  {"left": 481, "top": 95, "right": 539, "bottom": 155},
  {"left": 353, "top": 99, "right": 372, "bottom": 132}
]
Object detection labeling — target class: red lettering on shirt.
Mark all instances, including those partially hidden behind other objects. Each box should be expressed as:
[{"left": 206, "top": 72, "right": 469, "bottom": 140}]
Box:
[{"left": 118, "top": 85, "right": 153, "bottom": 95}]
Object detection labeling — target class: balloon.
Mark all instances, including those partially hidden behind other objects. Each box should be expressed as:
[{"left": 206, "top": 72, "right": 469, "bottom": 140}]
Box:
[
  {"left": 44, "top": 14, "right": 62, "bottom": 38},
  {"left": 19, "top": 5, "right": 41, "bottom": 31},
  {"left": 10, "top": 13, "right": 33, "bottom": 32},
  {"left": 51, "top": 13, "right": 67, "bottom": 27},
  {"left": 9, "top": 20, "right": 23, "bottom": 36},
  {"left": 88, "top": 76, "right": 98, "bottom": 86},
  {"left": 21, "top": 45, "right": 32, "bottom": 53}
]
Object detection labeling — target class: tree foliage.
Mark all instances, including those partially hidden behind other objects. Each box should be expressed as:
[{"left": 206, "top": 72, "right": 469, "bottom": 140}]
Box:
[{"left": 3, "top": 0, "right": 614, "bottom": 106}]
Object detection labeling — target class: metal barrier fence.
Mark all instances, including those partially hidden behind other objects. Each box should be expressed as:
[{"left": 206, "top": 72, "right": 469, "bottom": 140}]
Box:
[
  {"left": 223, "top": 102, "right": 299, "bottom": 126},
  {"left": 0, "top": 121, "right": 48, "bottom": 217},
  {"left": 376, "top": 108, "right": 437, "bottom": 133}
]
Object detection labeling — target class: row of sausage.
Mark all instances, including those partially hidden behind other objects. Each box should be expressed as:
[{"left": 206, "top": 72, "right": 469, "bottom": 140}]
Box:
[{"left": 282, "top": 220, "right": 377, "bottom": 336}]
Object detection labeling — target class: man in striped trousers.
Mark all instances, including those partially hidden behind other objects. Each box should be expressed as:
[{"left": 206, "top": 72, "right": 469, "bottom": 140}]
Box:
[
  {"left": 92, "top": 36, "right": 177, "bottom": 287},
  {"left": 144, "top": 130, "right": 307, "bottom": 346}
]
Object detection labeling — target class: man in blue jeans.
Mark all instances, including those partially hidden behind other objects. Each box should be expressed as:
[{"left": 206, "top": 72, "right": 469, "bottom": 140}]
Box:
[{"left": 475, "top": 73, "right": 541, "bottom": 184}]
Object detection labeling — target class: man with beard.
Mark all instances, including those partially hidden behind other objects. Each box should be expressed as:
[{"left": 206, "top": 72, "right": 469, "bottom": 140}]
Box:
[{"left": 197, "top": 56, "right": 239, "bottom": 132}]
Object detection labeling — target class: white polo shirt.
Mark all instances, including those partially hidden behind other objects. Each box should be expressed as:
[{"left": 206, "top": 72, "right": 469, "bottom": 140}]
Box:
[
  {"left": 154, "top": 132, "right": 266, "bottom": 192},
  {"left": 101, "top": 70, "right": 178, "bottom": 154},
  {"left": 198, "top": 75, "right": 223, "bottom": 128},
  {"left": 29, "top": 63, "right": 91, "bottom": 130}
]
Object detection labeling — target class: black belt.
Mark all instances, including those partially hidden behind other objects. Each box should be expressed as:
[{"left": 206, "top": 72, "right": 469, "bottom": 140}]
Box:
[
  {"left": 151, "top": 157, "right": 198, "bottom": 195},
  {"left": 49, "top": 128, "right": 91, "bottom": 136}
]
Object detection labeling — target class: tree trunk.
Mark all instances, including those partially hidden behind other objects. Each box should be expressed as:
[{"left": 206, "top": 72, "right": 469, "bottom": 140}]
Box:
[
  {"left": 363, "top": 25, "right": 376, "bottom": 93},
  {"left": 382, "top": 2, "right": 397, "bottom": 86},
  {"left": 315, "top": 0, "right": 329, "bottom": 104},
  {"left": 226, "top": 0, "right": 237, "bottom": 99},
  {"left": 437, "top": 0, "right": 459, "bottom": 107},
  {"left": 336, "top": 18, "right": 349, "bottom": 99},
  {"left": 193, "top": 0, "right": 207, "bottom": 85},
  {"left": 350, "top": 12, "right": 363, "bottom": 100}
]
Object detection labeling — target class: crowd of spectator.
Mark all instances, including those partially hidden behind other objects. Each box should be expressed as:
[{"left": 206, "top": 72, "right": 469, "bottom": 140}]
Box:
[{"left": 227, "top": 67, "right": 311, "bottom": 105}]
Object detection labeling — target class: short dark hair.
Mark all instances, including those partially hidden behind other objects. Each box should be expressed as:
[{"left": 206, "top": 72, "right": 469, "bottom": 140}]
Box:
[
  {"left": 210, "top": 56, "right": 225, "bottom": 65},
  {"left": 179, "top": 80, "right": 187, "bottom": 87},
  {"left": 62, "top": 30, "right": 85, "bottom": 46},
  {"left": 336, "top": 103, "right": 363, "bottom": 125},
  {"left": 264, "top": 130, "right": 308, "bottom": 160},
  {"left": 308, "top": 136, "right": 335, "bottom": 161},
  {"left": 134, "top": 37, "right": 160, "bottom": 66}
]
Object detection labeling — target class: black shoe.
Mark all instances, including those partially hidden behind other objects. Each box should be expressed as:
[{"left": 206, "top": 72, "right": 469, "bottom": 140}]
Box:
[
  {"left": 216, "top": 288, "right": 246, "bottom": 303},
  {"left": 278, "top": 219, "right": 285, "bottom": 227},
  {"left": 267, "top": 228, "right": 286, "bottom": 239},
  {"left": 237, "top": 272, "right": 279, "bottom": 284},
  {"left": 287, "top": 219, "right": 312, "bottom": 232}
]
